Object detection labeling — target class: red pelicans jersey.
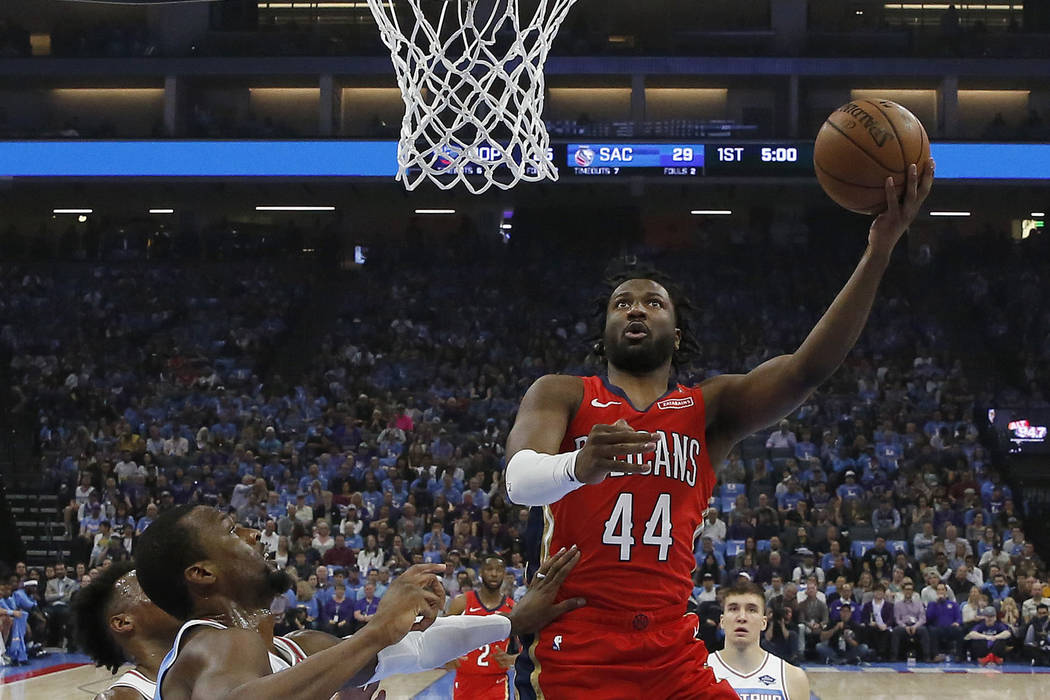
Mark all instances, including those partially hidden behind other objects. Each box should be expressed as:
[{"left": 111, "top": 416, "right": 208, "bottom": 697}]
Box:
[
  {"left": 542, "top": 375, "right": 716, "bottom": 612},
  {"left": 457, "top": 589, "right": 515, "bottom": 676}
]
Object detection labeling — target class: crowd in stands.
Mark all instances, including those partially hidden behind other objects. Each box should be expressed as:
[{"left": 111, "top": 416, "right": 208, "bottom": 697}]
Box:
[{"left": 2, "top": 215, "right": 1050, "bottom": 667}]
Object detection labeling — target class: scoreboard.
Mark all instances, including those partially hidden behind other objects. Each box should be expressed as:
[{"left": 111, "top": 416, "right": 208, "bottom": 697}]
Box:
[
  {"left": 565, "top": 142, "right": 816, "bottom": 177},
  {"left": 0, "top": 140, "right": 1047, "bottom": 180}
]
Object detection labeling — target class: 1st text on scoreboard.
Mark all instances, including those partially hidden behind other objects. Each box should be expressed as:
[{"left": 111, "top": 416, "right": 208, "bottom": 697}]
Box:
[{"left": 565, "top": 143, "right": 816, "bottom": 176}]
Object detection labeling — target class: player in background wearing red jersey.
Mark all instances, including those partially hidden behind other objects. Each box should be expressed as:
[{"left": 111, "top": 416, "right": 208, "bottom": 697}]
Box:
[
  {"left": 446, "top": 556, "right": 518, "bottom": 700},
  {"left": 505, "top": 160, "right": 934, "bottom": 699}
]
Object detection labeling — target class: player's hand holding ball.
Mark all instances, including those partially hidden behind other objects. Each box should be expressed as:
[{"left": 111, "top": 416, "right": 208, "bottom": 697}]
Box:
[
  {"left": 574, "top": 419, "right": 657, "bottom": 485},
  {"left": 814, "top": 99, "right": 935, "bottom": 258}
]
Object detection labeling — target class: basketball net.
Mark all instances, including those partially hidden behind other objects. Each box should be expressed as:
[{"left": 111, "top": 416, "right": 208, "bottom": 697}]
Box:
[{"left": 367, "top": 0, "right": 578, "bottom": 194}]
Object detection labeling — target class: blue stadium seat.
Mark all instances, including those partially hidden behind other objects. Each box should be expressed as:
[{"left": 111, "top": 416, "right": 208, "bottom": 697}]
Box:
[
  {"left": 757, "top": 539, "right": 772, "bottom": 552},
  {"left": 851, "top": 540, "right": 875, "bottom": 559},
  {"left": 721, "top": 482, "right": 746, "bottom": 497},
  {"left": 720, "top": 496, "right": 737, "bottom": 513},
  {"left": 725, "top": 539, "right": 746, "bottom": 559},
  {"left": 890, "top": 540, "right": 909, "bottom": 556}
]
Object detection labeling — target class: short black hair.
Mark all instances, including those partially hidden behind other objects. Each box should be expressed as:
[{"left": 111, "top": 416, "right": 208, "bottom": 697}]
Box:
[
  {"left": 71, "top": 560, "right": 135, "bottom": 674},
  {"left": 134, "top": 504, "right": 207, "bottom": 620},
  {"left": 591, "top": 259, "right": 700, "bottom": 368},
  {"left": 723, "top": 581, "right": 767, "bottom": 613}
]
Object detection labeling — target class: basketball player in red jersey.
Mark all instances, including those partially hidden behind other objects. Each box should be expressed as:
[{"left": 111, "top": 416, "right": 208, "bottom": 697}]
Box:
[
  {"left": 505, "top": 160, "right": 934, "bottom": 698},
  {"left": 446, "top": 556, "right": 518, "bottom": 700}
]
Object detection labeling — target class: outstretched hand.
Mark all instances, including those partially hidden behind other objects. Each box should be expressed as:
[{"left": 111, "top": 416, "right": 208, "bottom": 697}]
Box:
[
  {"left": 868, "top": 157, "right": 935, "bottom": 256},
  {"left": 505, "top": 545, "right": 585, "bottom": 636}
]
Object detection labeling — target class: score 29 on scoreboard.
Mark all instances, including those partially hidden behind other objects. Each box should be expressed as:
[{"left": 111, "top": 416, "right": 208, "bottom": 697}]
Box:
[{"left": 565, "top": 142, "right": 816, "bottom": 177}]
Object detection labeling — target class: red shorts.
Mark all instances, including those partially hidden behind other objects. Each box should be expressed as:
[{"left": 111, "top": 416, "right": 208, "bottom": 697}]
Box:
[
  {"left": 453, "top": 671, "right": 511, "bottom": 700},
  {"left": 517, "top": 608, "right": 739, "bottom": 700}
]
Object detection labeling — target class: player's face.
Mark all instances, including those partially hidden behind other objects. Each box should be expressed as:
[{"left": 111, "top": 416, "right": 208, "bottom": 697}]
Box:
[
  {"left": 603, "top": 279, "right": 680, "bottom": 374},
  {"left": 720, "top": 594, "right": 766, "bottom": 648},
  {"left": 188, "top": 507, "right": 291, "bottom": 606},
  {"left": 481, "top": 560, "right": 504, "bottom": 591}
]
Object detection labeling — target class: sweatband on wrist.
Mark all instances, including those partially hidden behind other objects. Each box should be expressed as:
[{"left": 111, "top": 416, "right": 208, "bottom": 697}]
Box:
[
  {"left": 366, "top": 614, "right": 512, "bottom": 683},
  {"left": 504, "top": 448, "right": 584, "bottom": 506}
]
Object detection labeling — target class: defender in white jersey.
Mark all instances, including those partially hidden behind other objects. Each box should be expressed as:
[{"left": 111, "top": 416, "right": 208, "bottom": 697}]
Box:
[
  {"left": 134, "top": 504, "right": 583, "bottom": 700},
  {"left": 70, "top": 562, "right": 182, "bottom": 700},
  {"left": 707, "top": 582, "right": 810, "bottom": 700}
]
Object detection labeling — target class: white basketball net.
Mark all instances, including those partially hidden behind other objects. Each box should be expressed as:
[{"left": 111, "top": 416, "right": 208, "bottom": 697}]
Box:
[{"left": 367, "top": 0, "right": 578, "bottom": 194}]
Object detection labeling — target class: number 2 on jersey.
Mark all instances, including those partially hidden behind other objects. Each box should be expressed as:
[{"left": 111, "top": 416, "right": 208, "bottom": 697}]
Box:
[
  {"left": 602, "top": 492, "right": 673, "bottom": 561},
  {"left": 476, "top": 644, "right": 491, "bottom": 666}
]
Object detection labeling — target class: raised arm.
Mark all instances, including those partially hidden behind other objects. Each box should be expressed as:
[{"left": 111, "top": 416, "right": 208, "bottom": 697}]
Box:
[
  {"left": 704, "top": 160, "right": 934, "bottom": 446},
  {"left": 505, "top": 374, "right": 581, "bottom": 459}
]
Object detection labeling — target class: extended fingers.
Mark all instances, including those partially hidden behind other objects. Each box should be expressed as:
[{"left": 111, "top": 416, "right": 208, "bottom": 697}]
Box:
[
  {"left": 535, "top": 546, "right": 569, "bottom": 578},
  {"left": 919, "top": 158, "right": 935, "bottom": 199},
  {"left": 546, "top": 547, "right": 581, "bottom": 587},
  {"left": 885, "top": 176, "right": 901, "bottom": 219}
]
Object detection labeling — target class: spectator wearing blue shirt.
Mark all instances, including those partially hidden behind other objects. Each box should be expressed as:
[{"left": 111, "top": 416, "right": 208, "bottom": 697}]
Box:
[
  {"left": 322, "top": 582, "right": 355, "bottom": 637},
  {"left": 295, "top": 580, "right": 320, "bottom": 629},
  {"left": 258, "top": 426, "right": 282, "bottom": 454},
  {"left": 964, "top": 607, "right": 1012, "bottom": 665},
  {"left": 836, "top": 471, "right": 865, "bottom": 501},
  {"left": 777, "top": 480, "right": 804, "bottom": 515},
  {"left": 353, "top": 582, "right": 381, "bottom": 632},
  {"left": 794, "top": 429, "right": 818, "bottom": 461},
  {"left": 433, "top": 472, "right": 463, "bottom": 506},
  {"left": 927, "top": 582, "right": 964, "bottom": 662},
  {"left": 360, "top": 474, "right": 384, "bottom": 515},
  {"left": 0, "top": 578, "right": 33, "bottom": 664},
  {"left": 982, "top": 573, "right": 1012, "bottom": 604},
  {"left": 423, "top": 522, "right": 451, "bottom": 550}
]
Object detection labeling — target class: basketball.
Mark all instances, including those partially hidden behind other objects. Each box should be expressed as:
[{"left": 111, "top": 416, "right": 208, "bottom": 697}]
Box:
[{"left": 814, "top": 99, "right": 931, "bottom": 215}]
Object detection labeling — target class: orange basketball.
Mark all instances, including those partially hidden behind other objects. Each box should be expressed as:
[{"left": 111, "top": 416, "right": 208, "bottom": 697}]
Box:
[{"left": 814, "top": 99, "right": 930, "bottom": 215}]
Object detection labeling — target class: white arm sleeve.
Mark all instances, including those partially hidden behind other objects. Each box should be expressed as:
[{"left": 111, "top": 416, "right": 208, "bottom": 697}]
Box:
[
  {"left": 504, "top": 448, "right": 584, "bottom": 506},
  {"left": 365, "top": 614, "right": 512, "bottom": 684}
]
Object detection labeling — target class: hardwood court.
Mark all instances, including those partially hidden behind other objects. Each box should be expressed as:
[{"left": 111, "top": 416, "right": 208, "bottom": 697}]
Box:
[
  {"left": 807, "top": 665, "right": 1050, "bottom": 700},
  {"left": 0, "top": 663, "right": 444, "bottom": 700},
  {"left": 4, "top": 662, "right": 1050, "bottom": 700}
]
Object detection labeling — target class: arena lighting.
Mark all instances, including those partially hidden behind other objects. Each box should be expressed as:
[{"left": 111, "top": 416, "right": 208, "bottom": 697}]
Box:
[
  {"left": 1032, "top": 212, "right": 1045, "bottom": 218},
  {"left": 414, "top": 209, "right": 456, "bottom": 214},
  {"left": 883, "top": 3, "right": 1015, "bottom": 9},
  {"left": 929, "top": 211, "right": 971, "bottom": 217},
  {"left": 149, "top": 208, "right": 174, "bottom": 214},
  {"left": 500, "top": 223, "right": 513, "bottom": 229},
  {"left": 255, "top": 206, "right": 336, "bottom": 211},
  {"left": 53, "top": 208, "right": 93, "bottom": 214},
  {"left": 690, "top": 210, "right": 732, "bottom": 215}
]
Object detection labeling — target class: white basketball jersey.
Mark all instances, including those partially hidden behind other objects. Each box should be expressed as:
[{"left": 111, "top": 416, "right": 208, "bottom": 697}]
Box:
[
  {"left": 153, "top": 619, "right": 304, "bottom": 699},
  {"left": 108, "top": 668, "right": 156, "bottom": 700},
  {"left": 707, "top": 650, "right": 790, "bottom": 700}
]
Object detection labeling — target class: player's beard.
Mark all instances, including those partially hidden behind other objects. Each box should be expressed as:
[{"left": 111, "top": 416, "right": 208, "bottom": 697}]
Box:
[
  {"left": 263, "top": 559, "right": 294, "bottom": 597},
  {"left": 605, "top": 331, "right": 675, "bottom": 374}
]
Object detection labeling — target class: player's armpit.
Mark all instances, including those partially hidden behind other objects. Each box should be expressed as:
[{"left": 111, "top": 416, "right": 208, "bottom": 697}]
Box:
[
  {"left": 505, "top": 374, "right": 582, "bottom": 458},
  {"left": 702, "top": 357, "right": 815, "bottom": 447}
]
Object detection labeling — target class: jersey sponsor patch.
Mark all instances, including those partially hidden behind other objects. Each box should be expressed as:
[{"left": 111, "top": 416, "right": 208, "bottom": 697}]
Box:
[
  {"left": 758, "top": 674, "right": 777, "bottom": 686},
  {"left": 656, "top": 396, "right": 694, "bottom": 410}
]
